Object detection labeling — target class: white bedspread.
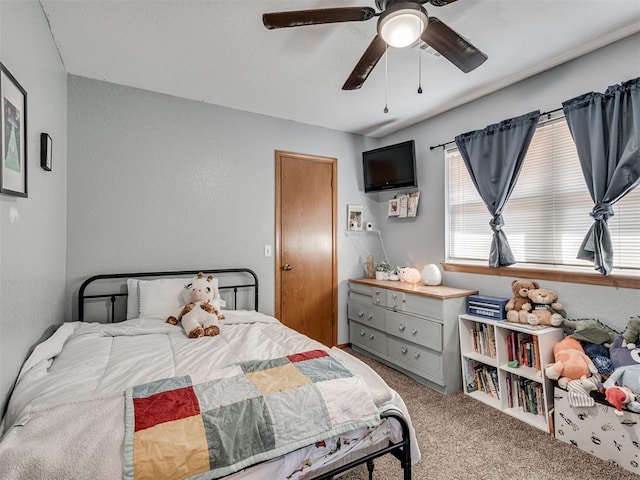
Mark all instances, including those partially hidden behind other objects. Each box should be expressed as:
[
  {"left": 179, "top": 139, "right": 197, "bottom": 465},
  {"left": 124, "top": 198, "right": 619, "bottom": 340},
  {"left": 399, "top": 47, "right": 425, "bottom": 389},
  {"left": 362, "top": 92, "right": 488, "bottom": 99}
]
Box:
[{"left": 0, "top": 311, "right": 419, "bottom": 479}]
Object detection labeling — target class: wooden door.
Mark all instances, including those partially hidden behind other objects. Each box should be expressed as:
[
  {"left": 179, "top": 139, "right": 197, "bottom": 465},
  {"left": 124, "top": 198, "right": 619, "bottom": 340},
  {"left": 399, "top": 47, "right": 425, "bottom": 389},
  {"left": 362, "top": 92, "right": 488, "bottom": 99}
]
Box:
[{"left": 275, "top": 151, "right": 337, "bottom": 347}]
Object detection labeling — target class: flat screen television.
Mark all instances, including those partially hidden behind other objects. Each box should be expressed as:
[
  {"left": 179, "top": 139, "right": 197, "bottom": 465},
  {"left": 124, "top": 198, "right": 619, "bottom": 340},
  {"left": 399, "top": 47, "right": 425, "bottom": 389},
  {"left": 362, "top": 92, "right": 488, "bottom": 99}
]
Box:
[{"left": 362, "top": 140, "right": 417, "bottom": 193}]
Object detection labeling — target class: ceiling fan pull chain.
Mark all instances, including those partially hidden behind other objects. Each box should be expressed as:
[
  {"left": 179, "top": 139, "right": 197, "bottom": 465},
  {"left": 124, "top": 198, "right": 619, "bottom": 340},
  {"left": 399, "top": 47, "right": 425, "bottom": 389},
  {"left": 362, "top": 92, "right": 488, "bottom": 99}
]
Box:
[
  {"left": 418, "top": 40, "right": 423, "bottom": 94},
  {"left": 384, "top": 45, "right": 389, "bottom": 113}
]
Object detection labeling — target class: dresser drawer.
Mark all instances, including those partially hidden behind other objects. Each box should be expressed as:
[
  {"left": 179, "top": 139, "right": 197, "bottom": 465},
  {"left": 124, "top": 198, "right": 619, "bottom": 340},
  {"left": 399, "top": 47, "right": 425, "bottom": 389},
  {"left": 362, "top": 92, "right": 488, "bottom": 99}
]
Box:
[
  {"left": 387, "top": 289, "right": 402, "bottom": 310},
  {"left": 349, "top": 291, "right": 373, "bottom": 304},
  {"left": 371, "top": 287, "right": 388, "bottom": 307},
  {"left": 347, "top": 300, "right": 386, "bottom": 331},
  {"left": 387, "top": 337, "right": 444, "bottom": 384},
  {"left": 386, "top": 310, "right": 442, "bottom": 352},
  {"left": 349, "top": 283, "right": 372, "bottom": 296},
  {"left": 350, "top": 321, "right": 387, "bottom": 356},
  {"left": 402, "top": 293, "right": 444, "bottom": 320}
]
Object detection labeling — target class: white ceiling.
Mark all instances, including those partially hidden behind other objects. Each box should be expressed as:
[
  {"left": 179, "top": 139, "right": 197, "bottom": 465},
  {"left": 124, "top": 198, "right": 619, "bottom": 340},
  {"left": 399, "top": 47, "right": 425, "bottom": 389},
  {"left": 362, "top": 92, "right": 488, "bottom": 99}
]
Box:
[{"left": 40, "top": 0, "right": 640, "bottom": 138}]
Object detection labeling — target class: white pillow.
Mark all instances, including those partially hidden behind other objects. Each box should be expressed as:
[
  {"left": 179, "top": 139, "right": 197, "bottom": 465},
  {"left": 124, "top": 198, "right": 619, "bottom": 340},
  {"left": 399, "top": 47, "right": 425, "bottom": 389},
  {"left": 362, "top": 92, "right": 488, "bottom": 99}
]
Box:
[
  {"left": 126, "top": 279, "right": 140, "bottom": 319},
  {"left": 136, "top": 277, "right": 222, "bottom": 320}
]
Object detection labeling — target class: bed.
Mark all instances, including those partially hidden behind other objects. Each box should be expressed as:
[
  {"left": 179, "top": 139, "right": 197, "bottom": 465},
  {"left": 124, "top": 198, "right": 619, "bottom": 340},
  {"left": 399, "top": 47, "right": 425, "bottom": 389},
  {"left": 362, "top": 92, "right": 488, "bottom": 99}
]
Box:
[{"left": 0, "top": 268, "right": 419, "bottom": 480}]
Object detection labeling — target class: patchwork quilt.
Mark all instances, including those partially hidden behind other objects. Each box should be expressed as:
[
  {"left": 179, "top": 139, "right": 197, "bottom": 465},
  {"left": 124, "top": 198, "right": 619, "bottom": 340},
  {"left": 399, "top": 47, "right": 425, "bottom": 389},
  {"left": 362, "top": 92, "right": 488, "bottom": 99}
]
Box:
[{"left": 123, "top": 349, "right": 381, "bottom": 480}]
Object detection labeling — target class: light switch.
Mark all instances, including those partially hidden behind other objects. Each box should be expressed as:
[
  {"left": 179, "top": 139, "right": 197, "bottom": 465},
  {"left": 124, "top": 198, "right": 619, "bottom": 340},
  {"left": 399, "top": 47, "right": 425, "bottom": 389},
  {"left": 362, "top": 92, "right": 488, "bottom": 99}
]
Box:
[{"left": 264, "top": 245, "right": 272, "bottom": 257}]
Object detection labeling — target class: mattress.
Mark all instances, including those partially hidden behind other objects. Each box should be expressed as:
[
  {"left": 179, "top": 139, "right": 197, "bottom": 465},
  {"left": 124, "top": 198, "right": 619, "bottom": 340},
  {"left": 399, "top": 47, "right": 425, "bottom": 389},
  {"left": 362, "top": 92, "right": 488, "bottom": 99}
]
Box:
[{"left": 0, "top": 310, "right": 419, "bottom": 479}]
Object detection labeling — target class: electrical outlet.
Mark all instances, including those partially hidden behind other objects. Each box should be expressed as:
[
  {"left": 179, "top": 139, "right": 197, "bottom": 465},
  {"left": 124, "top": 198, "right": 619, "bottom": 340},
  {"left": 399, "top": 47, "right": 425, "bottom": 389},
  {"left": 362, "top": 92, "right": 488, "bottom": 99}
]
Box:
[{"left": 264, "top": 245, "right": 272, "bottom": 257}]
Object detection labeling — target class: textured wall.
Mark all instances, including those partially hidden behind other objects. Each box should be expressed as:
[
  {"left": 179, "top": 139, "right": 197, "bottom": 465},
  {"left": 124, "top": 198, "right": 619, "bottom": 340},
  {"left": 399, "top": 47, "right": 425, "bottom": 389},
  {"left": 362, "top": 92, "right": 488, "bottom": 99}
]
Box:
[
  {"left": 66, "top": 76, "right": 382, "bottom": 341},
  {"left": 0, "top": 1, "right": 68, "bottom": 412},
  {"left": 372, "top": 32, "right": 640, "bottom": 331}
]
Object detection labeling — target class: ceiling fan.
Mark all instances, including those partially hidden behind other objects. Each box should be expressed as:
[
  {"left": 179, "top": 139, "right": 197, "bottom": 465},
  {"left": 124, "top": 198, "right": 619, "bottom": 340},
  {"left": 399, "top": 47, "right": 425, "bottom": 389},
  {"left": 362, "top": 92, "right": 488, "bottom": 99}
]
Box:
[{"left": 263, "top": 0, "right": 487, "bottom": 90}]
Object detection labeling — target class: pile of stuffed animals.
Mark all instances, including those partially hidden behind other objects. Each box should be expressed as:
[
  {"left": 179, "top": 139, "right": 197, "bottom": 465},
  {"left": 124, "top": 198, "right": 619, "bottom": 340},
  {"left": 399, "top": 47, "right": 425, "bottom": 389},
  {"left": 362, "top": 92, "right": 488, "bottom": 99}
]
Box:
[
  {"left": 548, "top": 317, "right": 640, "bottom": 415},
  {"left": 504, "top": 278, "right": 640, "bottom": 415}
]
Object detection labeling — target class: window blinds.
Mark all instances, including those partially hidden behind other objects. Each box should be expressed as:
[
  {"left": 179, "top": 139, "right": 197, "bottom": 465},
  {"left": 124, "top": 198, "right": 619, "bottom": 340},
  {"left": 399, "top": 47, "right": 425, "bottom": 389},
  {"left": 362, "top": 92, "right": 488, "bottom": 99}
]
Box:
[{"left": 447, "top": 117, "right": 640, "bottom": 272}]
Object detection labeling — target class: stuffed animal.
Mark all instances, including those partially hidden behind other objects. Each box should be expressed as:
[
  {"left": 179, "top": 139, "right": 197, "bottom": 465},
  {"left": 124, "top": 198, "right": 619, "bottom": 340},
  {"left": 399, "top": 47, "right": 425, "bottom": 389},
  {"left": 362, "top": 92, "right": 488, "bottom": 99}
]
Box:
[
  {"left": 166, "top": 272, "right": 225, "bottom": 338},
  {"left": 545, "top": 336, "right": 599, "bottom": 383},
  {"left": 505, "top": 279, "right": 538, "bottom": 324},
  {"left": 623, "top": 317, "right": 640, "bottom": 345},
  {"left": 605, "top": 385, "right": 637, "bottom": 416},
  {"left": 562, "top": 318, "right": 619, "bottom": 345},
  {"left": 604, "top": 364, "right": 640, "bottom": 395},
  {"left": 398, "top": 267, "right": 421, "bottom": 284},
  {"left": 609, "top": 334, "right": 640, "bottom": 370},
  {"left": 519, "top": 288, "right": 565, "bottom": 326},
  {"left": 558, "top": 374, "right": 601, "bottom": 408},
  {"left": 583, "top": 342, "right": 614, "bottom": 376}
]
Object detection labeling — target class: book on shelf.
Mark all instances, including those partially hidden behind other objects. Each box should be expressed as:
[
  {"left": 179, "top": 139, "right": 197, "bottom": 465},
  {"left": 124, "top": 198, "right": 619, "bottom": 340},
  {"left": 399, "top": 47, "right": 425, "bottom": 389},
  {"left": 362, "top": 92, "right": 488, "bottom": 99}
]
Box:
[
  {"left": 472, "top": 322, "right": 496, "bottom": 358},
  {"left": 506, "top": 373, "right": 545, "bottom": 416},
  {"left": 464, "top": 358, "right": 478, "bottom": 393},
  {"left": 468, "top": 361, "right": 500, "bottom": 399},
  {"left": 506, "top": 332, "right": 541, "bottom": 371}
]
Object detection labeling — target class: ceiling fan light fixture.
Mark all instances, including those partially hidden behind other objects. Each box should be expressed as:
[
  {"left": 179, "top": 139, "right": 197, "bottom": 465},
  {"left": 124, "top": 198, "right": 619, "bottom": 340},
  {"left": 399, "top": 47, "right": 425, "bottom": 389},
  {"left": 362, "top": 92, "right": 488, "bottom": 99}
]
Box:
[{"left": 378, "top": 3, "right": 428, "bottom": 48}]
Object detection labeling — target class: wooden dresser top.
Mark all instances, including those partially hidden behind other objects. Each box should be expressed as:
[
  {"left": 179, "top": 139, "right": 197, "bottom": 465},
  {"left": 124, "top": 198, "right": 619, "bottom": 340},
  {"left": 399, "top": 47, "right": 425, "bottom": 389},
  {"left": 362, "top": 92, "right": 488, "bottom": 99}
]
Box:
[{"left": 349, "top": 278, "right": 478, "bottom": 300}]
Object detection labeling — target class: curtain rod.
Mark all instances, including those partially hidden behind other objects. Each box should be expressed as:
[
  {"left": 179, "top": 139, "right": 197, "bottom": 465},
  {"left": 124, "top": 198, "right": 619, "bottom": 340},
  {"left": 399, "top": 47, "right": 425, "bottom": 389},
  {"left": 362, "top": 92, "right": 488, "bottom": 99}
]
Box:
[{"left": 428, "top": 107, "right": 564, "bottom": 151}]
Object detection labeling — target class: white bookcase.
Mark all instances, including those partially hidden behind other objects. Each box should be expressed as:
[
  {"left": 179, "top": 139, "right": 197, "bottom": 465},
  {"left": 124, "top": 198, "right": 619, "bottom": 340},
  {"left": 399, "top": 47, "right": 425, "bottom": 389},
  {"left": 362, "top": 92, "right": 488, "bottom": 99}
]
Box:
[{"left": 458, "top": 314, "right": 563, "bottom": 433}]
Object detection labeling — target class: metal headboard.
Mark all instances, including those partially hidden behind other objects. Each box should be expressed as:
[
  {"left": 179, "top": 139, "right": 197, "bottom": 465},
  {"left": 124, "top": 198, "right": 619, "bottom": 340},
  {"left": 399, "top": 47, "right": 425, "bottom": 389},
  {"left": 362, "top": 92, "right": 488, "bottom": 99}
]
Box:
[{"left": 78, "top": 268, "right": 258, "bottom": 322}]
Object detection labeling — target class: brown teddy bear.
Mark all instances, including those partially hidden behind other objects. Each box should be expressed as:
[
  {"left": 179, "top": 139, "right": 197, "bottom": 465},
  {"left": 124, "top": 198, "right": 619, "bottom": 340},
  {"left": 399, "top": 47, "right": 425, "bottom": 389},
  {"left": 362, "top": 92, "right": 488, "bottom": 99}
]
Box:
[
  {"left": 505, "top": 279, "right": 539, "bottom": 323},
  {"left": 520, "top": 287, "right": 565, "bottom": 326}
]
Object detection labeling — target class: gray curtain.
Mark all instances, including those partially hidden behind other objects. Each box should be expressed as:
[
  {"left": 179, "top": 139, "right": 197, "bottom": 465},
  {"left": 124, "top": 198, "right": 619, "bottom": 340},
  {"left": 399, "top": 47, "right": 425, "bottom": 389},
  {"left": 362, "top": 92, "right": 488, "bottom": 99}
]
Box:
[
  {"left": 562, "top": 77, "right": 640, "bottom": 275},
  {"left": 455, "top": 111, "right": 540, "bottom": 268}
]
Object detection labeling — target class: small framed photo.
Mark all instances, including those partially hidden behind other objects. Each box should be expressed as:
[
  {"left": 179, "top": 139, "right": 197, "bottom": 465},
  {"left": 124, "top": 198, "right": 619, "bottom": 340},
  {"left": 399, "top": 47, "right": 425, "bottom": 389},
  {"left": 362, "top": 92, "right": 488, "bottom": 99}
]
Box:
[
  {"left": 347, "top": 204, "right": 363, "bottom": 231},
  {"left": 41, "top": 133, "right": 52, "bottom": 171},
  {"left": 1, "top": 63, "right": 28, "bottom": 197},
  {"left": 388, "top": 198, "right": 399, "bottom": 217}
]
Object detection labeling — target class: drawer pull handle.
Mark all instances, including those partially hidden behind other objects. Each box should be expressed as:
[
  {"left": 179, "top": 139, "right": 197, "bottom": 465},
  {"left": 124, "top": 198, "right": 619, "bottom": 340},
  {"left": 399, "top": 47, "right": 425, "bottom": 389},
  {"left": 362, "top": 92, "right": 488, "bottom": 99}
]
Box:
[
  {"left": 360, "top": 330, "right": 365, "bottom": 336},
  {"left": 401, "top": 346, "right": 408, "bottom": 354},
  {"left": 399, "top": 324, "right": 406, "bottom": 331},
  {"left": 412, "top": 328, "right": 418, "bottom": 335},
  {"left": 414, "top": 352, "right": 421, "bottom": 359},
  {"left": 393, "top": 293, "right": 398, "bottom": 299},
  {"left": 367, "top": 313, "right": 373, "bottom": 320},
  {"left": 375, "top": 299, "right": 380, "bottom": 304},
  {"left": 375, "top": 290, "right": 380, "bottom": 294},
  {"left": 358, "top": 311, "right": 364, "bottom": 317},
  {"left": 369, "top": 334, "right": 375, "bottom": 340}
]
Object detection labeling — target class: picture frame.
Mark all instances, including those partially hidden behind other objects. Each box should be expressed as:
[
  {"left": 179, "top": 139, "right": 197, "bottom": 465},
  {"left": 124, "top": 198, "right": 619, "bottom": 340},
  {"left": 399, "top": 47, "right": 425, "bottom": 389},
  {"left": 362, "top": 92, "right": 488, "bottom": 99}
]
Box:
[
  {"left": 1, "top": 63, "right": 27, "bottom": 197},
  {"left": 347, "top": 204, "right": 363, "bottom": 231},
  {"left": 41, "top": 133, "right": 52, "bottom": 171},
  {"left": 388, "top": 198, "right": 399, "bottom": 217}
]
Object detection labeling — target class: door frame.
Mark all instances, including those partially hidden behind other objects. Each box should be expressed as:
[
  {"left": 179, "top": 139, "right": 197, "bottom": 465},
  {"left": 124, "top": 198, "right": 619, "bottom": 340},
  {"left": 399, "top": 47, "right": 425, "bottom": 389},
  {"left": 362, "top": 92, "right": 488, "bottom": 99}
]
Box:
[{"left": 275, "top": 150, "right": 338, "bottom": 346}]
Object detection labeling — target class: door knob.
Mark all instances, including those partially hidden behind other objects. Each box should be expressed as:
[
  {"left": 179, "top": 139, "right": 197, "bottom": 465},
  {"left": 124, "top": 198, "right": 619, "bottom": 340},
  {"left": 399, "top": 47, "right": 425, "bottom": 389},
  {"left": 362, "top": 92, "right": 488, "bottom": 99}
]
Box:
[{"left": 283, "top": 264, "right": 293, "bottom": 271}]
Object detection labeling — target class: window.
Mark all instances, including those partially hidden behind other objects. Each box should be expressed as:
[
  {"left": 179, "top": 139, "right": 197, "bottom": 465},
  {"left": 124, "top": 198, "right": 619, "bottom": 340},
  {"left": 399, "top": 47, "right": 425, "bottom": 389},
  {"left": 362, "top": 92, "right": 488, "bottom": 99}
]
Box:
[{"left": 446, "top": 117, "right": 640, "bottom": 274}]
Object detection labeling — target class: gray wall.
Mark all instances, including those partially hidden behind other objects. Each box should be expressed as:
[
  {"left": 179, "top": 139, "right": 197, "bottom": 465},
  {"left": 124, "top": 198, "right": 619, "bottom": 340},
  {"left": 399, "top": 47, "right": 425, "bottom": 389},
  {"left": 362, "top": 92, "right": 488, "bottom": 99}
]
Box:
[
  {"left": 66, "top": 76, "right": 383, "bottom": 342},
  {"left": 373, "top": 32, "right": 640, "bottom": 332},
  {"left": 0, "top": 1, "right": 67, "bottom": 411}
]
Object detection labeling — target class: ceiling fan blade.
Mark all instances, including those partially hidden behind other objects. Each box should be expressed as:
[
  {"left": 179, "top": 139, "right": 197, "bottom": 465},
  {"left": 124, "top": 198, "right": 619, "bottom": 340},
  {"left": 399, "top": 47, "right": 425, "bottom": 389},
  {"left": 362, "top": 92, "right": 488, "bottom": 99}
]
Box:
[
  {"left": 263, "top": 7, "right": 376, "bottom": 29},
  {"left": 421, "top": 16, "right": 487, "bottom": 73},
  {"left": 342, "top": 35, "right": 387, "bottom": 91},
  {"left": 428, "top": 0, "right": 459, "bottom": 6}
]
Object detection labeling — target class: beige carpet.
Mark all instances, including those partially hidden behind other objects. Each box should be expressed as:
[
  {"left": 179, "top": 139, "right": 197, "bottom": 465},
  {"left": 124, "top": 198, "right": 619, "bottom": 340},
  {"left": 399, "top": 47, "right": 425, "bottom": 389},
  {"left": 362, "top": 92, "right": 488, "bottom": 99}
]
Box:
[{"left": 339, "top": 348, "right": 638, "bottom": 480}]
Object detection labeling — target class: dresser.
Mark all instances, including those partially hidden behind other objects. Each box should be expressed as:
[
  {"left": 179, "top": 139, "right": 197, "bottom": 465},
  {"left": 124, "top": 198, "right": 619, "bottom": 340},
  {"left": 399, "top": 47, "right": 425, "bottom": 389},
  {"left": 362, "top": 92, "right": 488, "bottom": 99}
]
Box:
[{"left": 348, "top": 278, "right": 477, "bottom": 394}]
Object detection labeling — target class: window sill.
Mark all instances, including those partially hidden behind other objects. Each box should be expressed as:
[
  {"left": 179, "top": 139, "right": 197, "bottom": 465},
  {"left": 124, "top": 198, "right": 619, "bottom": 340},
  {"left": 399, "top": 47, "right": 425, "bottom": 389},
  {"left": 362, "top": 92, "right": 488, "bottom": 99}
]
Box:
[{"left": 441, "top": 263, "right": 640, "bottom": 289}]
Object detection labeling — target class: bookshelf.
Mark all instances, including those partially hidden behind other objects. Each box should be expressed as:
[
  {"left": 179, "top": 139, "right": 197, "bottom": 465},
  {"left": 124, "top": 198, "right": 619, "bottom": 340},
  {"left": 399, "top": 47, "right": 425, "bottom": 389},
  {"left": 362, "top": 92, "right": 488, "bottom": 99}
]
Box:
[{"left": 459, "top": 314, "right": 563, "bottom": 433}]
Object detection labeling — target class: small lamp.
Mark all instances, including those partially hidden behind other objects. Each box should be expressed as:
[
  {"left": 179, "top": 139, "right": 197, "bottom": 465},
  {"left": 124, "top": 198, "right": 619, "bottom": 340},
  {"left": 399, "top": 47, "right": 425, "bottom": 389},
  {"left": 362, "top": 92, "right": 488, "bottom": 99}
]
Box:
[{"left": 378, "top": 3, "right": 428, "bottom": 48}]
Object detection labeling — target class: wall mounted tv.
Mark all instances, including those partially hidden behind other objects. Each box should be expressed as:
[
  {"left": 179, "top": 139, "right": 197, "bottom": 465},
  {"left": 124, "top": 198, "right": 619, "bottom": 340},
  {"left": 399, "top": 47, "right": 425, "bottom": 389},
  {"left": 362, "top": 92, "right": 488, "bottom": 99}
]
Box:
[{"left": 363, "top": 140, "right": 417, "bottom": 193}]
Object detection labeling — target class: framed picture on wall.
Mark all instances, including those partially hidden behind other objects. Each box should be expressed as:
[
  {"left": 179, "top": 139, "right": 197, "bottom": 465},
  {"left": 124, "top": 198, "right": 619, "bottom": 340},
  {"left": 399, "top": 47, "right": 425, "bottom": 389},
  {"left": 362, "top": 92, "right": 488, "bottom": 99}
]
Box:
[
  {"left": 1, "top": 63, "right": 28, "bottom": 197},
  {"left": 347, "top": 204, "right": 363, "bottom": 231}
]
